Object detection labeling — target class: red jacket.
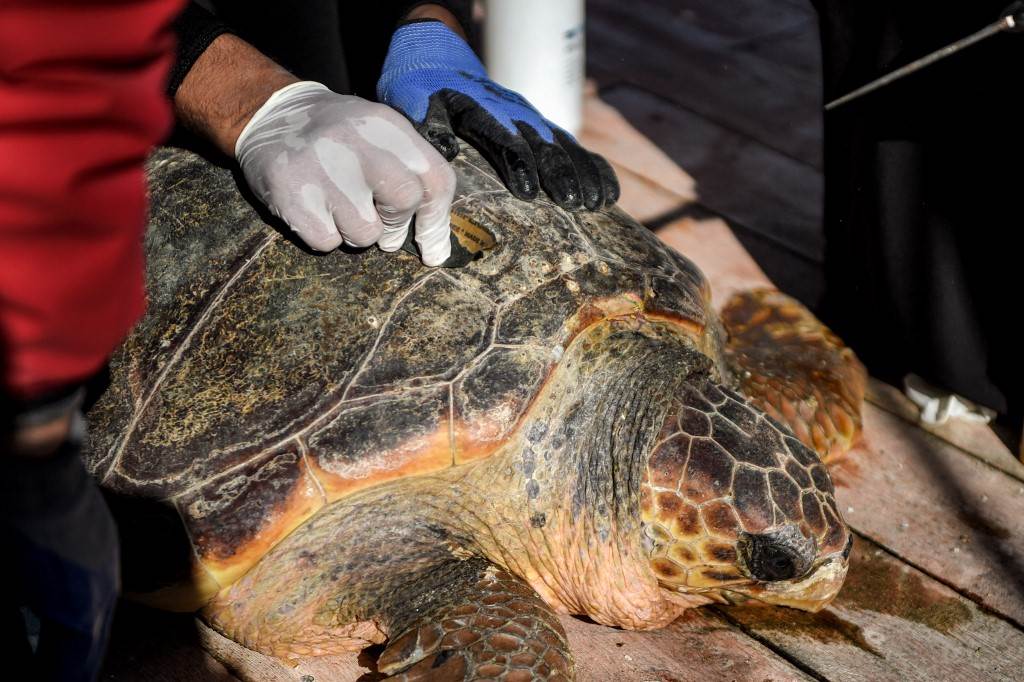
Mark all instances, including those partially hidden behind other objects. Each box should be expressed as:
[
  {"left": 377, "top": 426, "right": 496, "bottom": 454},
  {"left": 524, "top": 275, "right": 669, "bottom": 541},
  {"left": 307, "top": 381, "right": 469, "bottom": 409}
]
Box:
[{"left": 0, "top": 0, "right": 182, "bottom": 400}]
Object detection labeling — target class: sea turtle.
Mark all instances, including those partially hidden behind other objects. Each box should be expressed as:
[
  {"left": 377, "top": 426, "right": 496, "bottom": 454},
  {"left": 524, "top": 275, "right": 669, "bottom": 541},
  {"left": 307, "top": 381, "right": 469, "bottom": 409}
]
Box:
[{"left": 84, "top": 144, "right": 865, "bottom": 680}]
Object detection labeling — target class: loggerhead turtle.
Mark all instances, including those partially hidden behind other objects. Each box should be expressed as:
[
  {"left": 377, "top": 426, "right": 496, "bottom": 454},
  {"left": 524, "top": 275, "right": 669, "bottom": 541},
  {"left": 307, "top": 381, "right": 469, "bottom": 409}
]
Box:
[{"left": 84, "top": 144, "right": 865, "bottom": 680}]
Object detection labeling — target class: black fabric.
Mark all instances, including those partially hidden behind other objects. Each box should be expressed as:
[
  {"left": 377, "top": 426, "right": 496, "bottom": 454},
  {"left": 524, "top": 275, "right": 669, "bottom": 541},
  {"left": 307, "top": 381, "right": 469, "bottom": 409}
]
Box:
[
  {"left": 1, "top": 438, "right": 119, "bottom": 682},
  {"left": 812, "top": 0, "right": 1023, "bottom": 419},
  {"left": 1, "top": 436, "right": 90, "bottom": 517},
  {"left": 1, "top": 382, "right": 81, "bottom": 433},
  {"left": 170, "top": 0, "right": 473, "bottom": 98},
  {"left": 0, "top": 606, "right": 33, "bottom": 677},
  {"left": 167, "top": 3, "right": 230, "bottom": 96}
]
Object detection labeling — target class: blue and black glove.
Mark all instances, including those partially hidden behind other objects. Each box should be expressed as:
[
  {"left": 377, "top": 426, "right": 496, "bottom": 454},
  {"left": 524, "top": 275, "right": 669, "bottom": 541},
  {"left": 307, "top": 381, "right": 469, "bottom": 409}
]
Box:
[{"left": 378, "top": 20, "right": 620, "bottom": 211}]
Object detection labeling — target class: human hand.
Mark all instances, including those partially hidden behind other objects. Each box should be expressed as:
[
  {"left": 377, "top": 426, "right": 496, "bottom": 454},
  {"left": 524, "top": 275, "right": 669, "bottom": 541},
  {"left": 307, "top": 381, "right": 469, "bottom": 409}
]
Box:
[
  {"left": 235, "top": 81, "right": 456, "bottom": 265},
  {"left": 377, "top": 21, "right": 619, "bottom": 211}
]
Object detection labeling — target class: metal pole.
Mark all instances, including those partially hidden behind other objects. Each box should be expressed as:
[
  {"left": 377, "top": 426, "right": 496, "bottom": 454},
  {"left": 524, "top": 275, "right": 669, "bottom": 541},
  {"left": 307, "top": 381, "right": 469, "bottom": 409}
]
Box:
[{"left": 825, "top": 11, "right": 1020, "bottom": 111}]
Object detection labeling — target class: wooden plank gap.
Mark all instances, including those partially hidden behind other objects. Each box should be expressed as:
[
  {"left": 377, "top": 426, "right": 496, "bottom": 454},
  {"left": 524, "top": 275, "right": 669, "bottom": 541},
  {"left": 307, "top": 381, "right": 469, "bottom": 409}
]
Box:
[
  {"left": 722, "top": 534, "right": 1024, "bottom": 681},
  {"left": 834, "top": 405, "right": 1024, "bottom": 626},
  {"left": 848, "top": 531, "right": 1024, "bottom": 633},
  {"left": 728, "top": 18, "right": 818, "bottom": 58},
  {"left": 645, "top": 200, "right": 823, "bottom": 269},
  {"left": 586, "top": 5, "right": 824, "bottom": 166},
  {"left": 865, "top": 379, "right": 1024, "bottom": 483},
  {"left": 713, "top": 608, "right": 832, "bottom": 682},
  {"left": 642, "top": 201, "right": 722, "bottom": 231},
  {"left": 601, "top": 81, "right": 824, "bottom": 175},
  {"left": 600, "top": 84, "right": 824, "bottom": 262},
  {"left": 579, "top": 89, "right": 698, "bottom": 203}
]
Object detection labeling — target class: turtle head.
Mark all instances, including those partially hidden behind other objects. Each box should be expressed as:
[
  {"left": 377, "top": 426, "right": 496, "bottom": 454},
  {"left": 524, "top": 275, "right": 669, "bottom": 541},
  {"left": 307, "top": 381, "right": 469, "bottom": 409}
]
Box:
[{"left": 639, "top": 380, "right": 851, "bottom": 612}]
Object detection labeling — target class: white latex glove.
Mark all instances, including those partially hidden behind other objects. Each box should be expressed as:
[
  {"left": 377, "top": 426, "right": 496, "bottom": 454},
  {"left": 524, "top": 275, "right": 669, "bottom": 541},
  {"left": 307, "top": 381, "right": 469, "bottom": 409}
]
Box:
[{"left": 235, "top": 81, "right": 455, "bottom": 265}]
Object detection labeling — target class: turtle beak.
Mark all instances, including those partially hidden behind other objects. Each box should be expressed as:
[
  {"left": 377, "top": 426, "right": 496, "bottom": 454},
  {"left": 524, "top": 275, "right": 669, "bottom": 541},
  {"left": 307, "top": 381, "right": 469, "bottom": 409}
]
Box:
[{"left": 737, "top": 552, "right": 849, "bottom": 612}]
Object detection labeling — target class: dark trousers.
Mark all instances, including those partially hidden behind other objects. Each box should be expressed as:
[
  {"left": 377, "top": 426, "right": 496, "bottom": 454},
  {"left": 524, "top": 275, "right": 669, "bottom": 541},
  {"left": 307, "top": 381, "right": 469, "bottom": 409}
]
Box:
[
  {"left": 812, "top": 0, "right": 1023, "bottom": 420},
  {"left": 1, "top": 436, "right": 119, "bottom": 682}
]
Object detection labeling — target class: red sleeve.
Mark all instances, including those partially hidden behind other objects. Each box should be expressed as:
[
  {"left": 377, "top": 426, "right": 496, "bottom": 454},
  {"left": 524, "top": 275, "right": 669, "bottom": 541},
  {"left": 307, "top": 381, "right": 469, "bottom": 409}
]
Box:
[{"left": 0, "top": 0, "right": 183, "bottom": 400}]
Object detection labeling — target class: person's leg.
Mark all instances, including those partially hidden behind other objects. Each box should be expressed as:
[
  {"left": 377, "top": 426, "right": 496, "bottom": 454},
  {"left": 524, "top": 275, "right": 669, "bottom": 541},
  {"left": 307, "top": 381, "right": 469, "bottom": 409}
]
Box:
[
  {"left": 1, "top": 0, "right": 179, "bottom": 674},
  {"left": 814, "top": 0, "right": 1020, "bottom": 418},
  {"left": 35, "top": 614, "right": 117, "bottom": 682},
  {"left": 2, "top": 400, "right": 119, "bottom": 682},
  {"left": 0, "top": 604, "right": 33, "bottom": 677}
]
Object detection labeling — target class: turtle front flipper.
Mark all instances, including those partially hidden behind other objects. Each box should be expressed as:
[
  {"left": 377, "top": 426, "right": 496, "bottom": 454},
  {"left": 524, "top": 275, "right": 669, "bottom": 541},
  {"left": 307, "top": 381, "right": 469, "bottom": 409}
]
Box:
[
  {"left": 202, "top": 488, "right": 574, "bottom": 680},
  {"left": 377, "top": 557, "right": 573, "bottom": 681},
  {"left": 720, "top": 289, "right": 866, "bottom": 461}
]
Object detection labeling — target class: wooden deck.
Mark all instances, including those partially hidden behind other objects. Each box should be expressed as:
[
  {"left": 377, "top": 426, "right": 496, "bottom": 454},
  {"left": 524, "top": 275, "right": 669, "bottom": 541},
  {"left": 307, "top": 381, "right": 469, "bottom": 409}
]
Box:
[
  {"left": 100, "top": 88, "right": 1024, "bottom": 681},
  {"left": 585, "top": 0, "right": 826, "bottom": 309}
]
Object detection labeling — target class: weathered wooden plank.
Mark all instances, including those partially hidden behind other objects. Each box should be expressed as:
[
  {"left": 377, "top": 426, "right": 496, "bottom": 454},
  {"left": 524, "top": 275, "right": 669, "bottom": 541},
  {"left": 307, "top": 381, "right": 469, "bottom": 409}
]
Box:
[
  {"left": 101, "top": 603, "right": 239, "bottom": 681},
  {"left": 563, "top": 610, "right": 812, "bottom": 682},
  {"left": 835, "top": 407, "right": 1024, "bottom": 625},
  {"left": 578, "top": 89, "right": 708, "bottom": 225},
  {"left": 193, "top": 609, "right": 812, "bottom": 682},
  {"left": 579, "top": 88, "right": 697, "bottom": 209},
  {"left": 580, "top": 95, "right": 824, "bottom": 305},
  {"left": 106, "top": 603, "right": 819, "bottom": 682},
  {"left": 657, "top": 216, "right": 1024, "bottom": 627},
  {"left": 866, "top": 379, "right": 1024, "bottom": 483},
  {"left": 587, "top": 0, "right": 821, "bottom": 90},
  {"left": 634, "top": 0, "right": 813, "bottom": 46},
  {"left": 609, "top": 164, "right": 692, "bottom": 224},
  {"left": 657, "top": 211, "right": 825, "bottom": 309},
  {"left": 587, "top": 0, "right": 823, "bottom": 168},
  {"left": 603, "top": 85, "right": 823, "bottom": 264},
  {"left": 741, "top": 17, "right": 823, "bottom": 85},
  {"left": 637, "top": 0, "right": 822, "bottom": 85},
  {"left": 726, "top": 536, "right": 1024, "bottom": 682},
  {"left": 631, "top": 0, "right": 821, "bottom": 86},
  {"left": 728, "top": 221, "right": 825, "bottom": 310}
]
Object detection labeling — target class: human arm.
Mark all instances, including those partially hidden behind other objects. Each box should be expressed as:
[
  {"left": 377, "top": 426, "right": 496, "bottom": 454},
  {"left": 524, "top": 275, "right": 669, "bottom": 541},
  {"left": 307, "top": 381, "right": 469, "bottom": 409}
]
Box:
[
  {"left": 0, "top": 0, "right": 180, "bottom": 452},
  {"left": 174, "top": 33, "right": 297, "bottom": 157},
  {"left": 170, "top": 11, "right": 456, "bottom": 264}
]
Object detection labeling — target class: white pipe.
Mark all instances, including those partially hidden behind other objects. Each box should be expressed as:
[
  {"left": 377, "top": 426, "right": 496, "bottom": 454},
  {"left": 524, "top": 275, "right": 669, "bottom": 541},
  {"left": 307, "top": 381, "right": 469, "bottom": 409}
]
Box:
[{"left": 483, "top": 0, "right": 586, "bottom": 135}]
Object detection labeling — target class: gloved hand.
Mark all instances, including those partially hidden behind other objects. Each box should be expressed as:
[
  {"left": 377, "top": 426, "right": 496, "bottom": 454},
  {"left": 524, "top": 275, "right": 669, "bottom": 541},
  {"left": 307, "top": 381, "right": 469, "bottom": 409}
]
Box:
[
  {"left": 378, "top": 21, "right": 620, "bottom": 211},
  {"left": 236, "top": 81, "right": 457, "bottom": 266}
]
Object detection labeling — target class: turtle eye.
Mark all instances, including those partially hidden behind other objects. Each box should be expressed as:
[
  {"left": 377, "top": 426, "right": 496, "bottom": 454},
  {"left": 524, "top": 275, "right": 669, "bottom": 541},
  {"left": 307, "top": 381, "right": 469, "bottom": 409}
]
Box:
[
  {"left": 739, "top": 527, "right": 815, "bottom": 582},
  {"left": 759, "top": 549, "right": 797, "bottom": 581}
]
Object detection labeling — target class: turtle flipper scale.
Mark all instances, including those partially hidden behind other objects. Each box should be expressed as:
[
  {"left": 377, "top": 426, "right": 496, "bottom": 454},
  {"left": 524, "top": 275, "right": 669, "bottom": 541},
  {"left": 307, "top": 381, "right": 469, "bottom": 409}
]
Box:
[
  {"left": 378, "top": 558, "right": 573, "bottom": 681},
  {"left": 721, "top": 289, "right": 866, "bottom": 462}
]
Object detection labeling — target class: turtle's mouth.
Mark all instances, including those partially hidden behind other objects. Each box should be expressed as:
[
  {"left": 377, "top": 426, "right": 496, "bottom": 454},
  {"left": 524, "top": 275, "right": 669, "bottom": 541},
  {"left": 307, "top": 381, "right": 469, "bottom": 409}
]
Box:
[{"left": 720, "top": 553, "right": 849, "bottom": 612}]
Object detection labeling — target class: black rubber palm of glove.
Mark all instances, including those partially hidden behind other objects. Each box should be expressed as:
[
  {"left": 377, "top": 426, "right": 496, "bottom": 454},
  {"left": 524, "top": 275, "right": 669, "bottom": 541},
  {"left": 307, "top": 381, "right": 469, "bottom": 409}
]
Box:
[
  {"left": 421, "top": 85, "right": 621, "bottom": 211},
  {"left": 377, "top": 21, "right": 620, "bottom": 211}
]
